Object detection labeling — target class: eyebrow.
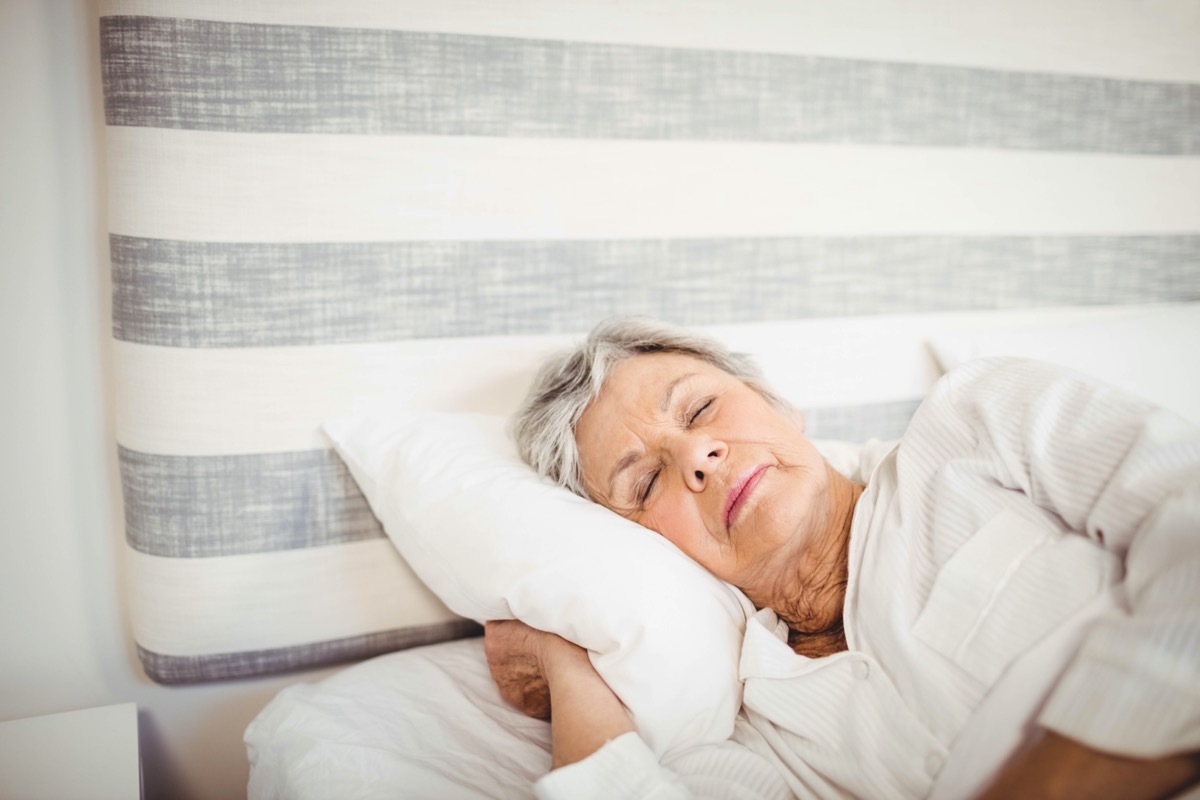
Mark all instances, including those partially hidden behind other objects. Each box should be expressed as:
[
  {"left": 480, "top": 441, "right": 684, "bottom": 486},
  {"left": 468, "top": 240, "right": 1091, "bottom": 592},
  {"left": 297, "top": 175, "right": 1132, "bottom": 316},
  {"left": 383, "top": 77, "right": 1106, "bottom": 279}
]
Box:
[
  {"left": 660, "top": 372, "right": 696, "bottom": 414},
  {"left": 605, "top": 372, "right": 698, "bottom": 500}
]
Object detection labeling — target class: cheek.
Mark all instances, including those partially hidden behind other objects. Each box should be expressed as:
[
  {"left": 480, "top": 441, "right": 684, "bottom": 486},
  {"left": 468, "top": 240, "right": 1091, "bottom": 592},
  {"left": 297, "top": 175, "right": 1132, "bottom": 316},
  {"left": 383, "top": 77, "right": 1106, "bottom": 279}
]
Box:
[
  {"left": 722, "top": 404, "right": 800, "bottom": 449},
  {"left": 641, "top": 497, "right": 705, "bottom": 556}
]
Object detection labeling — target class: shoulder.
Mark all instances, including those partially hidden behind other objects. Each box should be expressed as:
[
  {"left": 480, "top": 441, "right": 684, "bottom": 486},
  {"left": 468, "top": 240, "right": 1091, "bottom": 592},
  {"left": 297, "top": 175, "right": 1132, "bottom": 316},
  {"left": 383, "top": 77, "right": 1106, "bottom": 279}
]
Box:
[
  {"left": 927, "top": 356, "right": 1077, "bottom": 406},
  {"left": 910, "top": 356, "right": 1150, "bottom": 441}
]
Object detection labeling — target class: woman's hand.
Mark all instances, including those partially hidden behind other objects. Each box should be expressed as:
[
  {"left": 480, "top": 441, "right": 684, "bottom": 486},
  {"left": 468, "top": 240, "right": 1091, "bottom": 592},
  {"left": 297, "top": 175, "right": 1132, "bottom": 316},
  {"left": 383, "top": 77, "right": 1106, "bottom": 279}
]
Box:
[
  {"left": 483, "top": 619, "right": 559, "bottom": 720},
  {"left": 484, "top": 619, "right": 636, "bottom": 769}
]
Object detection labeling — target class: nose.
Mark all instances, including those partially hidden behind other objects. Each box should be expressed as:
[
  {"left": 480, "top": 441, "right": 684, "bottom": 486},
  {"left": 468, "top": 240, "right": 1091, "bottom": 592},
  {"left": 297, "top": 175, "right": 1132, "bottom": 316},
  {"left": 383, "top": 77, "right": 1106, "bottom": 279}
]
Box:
[{"left": 674, "top": 432, "right": 726, "bottom": 492}]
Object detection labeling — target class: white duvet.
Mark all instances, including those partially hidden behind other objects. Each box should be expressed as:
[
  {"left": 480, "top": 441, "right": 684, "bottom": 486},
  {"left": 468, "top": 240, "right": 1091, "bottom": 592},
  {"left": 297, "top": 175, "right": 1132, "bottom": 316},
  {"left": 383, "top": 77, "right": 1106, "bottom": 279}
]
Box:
[
  {"left": 245, "top": 638, "right": 801, "bottom": 799},
  {"left": 246, "top": 638, "right": 552, "bottom": 799}
]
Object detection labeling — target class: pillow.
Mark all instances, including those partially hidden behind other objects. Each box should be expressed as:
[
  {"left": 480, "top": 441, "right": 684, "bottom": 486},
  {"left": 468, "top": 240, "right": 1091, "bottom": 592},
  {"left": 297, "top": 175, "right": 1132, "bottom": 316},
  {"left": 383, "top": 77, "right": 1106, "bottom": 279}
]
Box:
[
  {"left": 323, "top": 408, "right": 756, "bottom": 759},
  {"left": 927, "top": 303, "right": 1200, "bottom": 427}
]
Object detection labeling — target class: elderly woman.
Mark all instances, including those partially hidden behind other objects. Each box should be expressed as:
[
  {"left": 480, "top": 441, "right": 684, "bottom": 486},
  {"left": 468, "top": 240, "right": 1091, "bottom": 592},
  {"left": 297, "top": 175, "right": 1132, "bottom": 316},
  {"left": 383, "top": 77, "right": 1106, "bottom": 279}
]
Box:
[{"left": 485, "top": 318, "right": 1200, "bottom": 799}]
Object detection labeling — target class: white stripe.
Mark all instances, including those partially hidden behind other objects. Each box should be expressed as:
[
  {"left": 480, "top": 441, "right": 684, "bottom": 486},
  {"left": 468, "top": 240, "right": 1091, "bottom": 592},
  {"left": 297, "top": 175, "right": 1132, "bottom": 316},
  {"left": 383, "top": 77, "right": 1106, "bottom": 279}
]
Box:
[
  {"left": 114, "top": 335, "right": 571, "bottom": 456},
  {"left": 106, "top": 128, "right": 1200, "bottom": 243},
  {"left": 127, "top": 539, "right": 458, "bottom": 657},
  {"left": 100, "top": 0, "right": 1200, "bottom": 83},
  {"left": 113, "top": 308, "right": 1158, "bottom": 456}
]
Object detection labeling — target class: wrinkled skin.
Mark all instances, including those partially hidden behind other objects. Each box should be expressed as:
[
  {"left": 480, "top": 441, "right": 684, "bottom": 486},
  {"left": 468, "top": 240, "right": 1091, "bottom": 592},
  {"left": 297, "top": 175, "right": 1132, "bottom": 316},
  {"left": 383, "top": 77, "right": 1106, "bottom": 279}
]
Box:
[
  {"left": 574, "top": 352, "right": 859, "bottom": 635},
  {"left": 484, "top": 620, "right": 552, "bottom": 721}
]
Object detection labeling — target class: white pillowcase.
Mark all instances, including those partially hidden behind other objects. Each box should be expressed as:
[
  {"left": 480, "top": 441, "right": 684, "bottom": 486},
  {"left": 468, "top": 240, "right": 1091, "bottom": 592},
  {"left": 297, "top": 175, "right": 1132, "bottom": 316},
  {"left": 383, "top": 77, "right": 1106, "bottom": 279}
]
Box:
[
  {"left": 323, "top": 408, "right": 755, "bottom": 759},
  {"left": 926, "top": 303, "right": 1200, "bottom": 427}
]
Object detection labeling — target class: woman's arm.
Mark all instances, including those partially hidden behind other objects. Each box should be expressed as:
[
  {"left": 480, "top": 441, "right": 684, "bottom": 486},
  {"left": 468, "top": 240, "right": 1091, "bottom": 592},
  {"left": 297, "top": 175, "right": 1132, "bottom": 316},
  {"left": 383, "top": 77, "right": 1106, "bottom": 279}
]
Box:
[
  {"left": 485, "top": 621, "right": 793, "bottom": 800},
  {"left": 540, "top": 635, "right": 637, "bottom": 769},
  {"left": 484, "top": 620, "right": 634, "bottom": 768},
  {"left": 979, "top": 730, "right": 1200, "bottom": 800},
  {"left": 928, "top": 359, "right": 1200, "bottom": 794}
]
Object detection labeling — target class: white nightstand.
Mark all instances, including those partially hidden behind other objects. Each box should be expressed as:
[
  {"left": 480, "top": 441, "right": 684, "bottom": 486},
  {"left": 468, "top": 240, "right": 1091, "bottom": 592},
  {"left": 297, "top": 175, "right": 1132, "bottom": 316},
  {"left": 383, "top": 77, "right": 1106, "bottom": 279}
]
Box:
[{"left": 0, "top": 703, "right": 141, "bottom": 799}]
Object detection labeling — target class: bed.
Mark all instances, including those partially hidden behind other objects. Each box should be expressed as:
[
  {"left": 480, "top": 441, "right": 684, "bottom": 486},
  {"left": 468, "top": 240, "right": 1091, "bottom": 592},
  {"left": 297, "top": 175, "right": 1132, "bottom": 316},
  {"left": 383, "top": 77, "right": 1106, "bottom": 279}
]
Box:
[{"left": 98, "top": 1, "right": 1200, "bottom": 796}]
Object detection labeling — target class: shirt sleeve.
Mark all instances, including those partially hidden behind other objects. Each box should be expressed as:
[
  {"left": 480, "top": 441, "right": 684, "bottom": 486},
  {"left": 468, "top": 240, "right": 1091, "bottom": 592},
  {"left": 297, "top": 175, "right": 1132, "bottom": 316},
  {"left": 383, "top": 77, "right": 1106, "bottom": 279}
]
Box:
[
  {"left": 937, "top": 357, "right": 1200, "bottom": 758},
  {"left": 533, "top": 731, "right": 793, "bottom": 800},
  {"left": 534, "top": 733, "right": 689, "bottom": 800}
]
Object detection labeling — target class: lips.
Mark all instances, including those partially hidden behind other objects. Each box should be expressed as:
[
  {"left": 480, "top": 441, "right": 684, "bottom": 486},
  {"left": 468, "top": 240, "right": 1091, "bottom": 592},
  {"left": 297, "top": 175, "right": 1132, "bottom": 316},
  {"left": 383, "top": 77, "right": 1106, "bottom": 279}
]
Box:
[{"left": 724, "top": 465, "right": 768, "bottom": 529}]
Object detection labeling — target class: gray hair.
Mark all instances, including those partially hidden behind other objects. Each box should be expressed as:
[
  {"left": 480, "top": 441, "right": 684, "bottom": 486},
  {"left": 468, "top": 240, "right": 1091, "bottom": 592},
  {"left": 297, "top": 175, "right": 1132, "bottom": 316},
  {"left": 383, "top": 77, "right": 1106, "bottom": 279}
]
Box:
[{"left": 513, "top": 317, "right": 782, "bottom": 498}]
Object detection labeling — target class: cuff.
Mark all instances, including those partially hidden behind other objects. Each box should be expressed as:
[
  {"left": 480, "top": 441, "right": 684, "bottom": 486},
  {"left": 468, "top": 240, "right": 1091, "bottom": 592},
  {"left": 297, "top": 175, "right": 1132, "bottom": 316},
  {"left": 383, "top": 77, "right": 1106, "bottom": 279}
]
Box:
[{"left": 534, "top": 732, "right": 687, "bottom": 800}]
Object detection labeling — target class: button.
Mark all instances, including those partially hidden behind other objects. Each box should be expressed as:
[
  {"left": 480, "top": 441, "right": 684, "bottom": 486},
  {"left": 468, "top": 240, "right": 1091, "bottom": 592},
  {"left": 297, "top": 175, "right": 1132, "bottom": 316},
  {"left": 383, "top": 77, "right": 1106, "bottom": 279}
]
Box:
[
  {"left": 852, "top": 660, "right": 870, "bottom": 680},
  {"left": 925, "top": 752, "right": 944, "bottom": 777}
]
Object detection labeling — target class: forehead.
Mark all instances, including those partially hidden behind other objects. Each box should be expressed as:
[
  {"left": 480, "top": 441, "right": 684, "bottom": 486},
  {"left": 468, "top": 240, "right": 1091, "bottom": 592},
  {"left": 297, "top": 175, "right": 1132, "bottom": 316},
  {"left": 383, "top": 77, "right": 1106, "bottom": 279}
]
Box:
[
  {"left": 595, "top": 351, "right": 725, "bottom": 412},
  {"left": 576, "top": 351, "right": 727, "bottom": 452}
]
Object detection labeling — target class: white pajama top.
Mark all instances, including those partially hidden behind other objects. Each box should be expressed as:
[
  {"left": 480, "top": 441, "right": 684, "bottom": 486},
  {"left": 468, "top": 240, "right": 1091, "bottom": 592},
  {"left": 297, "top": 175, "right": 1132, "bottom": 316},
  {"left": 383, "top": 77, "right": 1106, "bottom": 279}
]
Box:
[{"left": 536, "top": 358, "right": 1200, "bottom": 800}]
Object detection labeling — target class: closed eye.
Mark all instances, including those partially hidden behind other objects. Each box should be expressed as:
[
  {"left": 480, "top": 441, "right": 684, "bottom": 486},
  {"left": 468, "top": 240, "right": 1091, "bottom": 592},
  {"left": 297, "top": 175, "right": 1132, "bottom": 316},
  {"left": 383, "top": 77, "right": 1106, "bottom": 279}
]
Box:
[
  {"left": 640, "top": 468, "right": 661, "bottom": 504},
  {"left": 688, "top": 398, "right": 714, "bottom": 425}
]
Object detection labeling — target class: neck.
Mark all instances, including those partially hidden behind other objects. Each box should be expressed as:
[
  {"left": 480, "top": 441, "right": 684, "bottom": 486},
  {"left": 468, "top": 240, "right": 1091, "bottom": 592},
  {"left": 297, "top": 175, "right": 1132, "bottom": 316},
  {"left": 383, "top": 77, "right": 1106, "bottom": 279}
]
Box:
[{"left": 759, "top": 467, "right": 863, "bottom": 655}]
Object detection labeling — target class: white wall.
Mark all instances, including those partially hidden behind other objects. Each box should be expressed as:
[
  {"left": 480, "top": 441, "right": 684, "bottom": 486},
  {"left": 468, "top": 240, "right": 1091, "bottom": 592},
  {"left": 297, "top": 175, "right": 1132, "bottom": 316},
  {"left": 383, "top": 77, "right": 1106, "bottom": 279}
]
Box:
[{"left": 0, "top": 3, "right": 339, "bottom": 798}]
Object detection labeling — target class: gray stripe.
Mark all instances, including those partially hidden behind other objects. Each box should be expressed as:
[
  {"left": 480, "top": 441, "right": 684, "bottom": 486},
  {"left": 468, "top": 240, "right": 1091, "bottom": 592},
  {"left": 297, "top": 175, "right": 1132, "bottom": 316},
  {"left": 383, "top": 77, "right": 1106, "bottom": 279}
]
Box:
[
  {"left": 138, "top": 621, "right": 483, "bottom": 683},
  {"left": 119, "top": 446, "right": 383, "bottom": 557},
  {"left": 120, "top": 396, "right": 913, "bottom": 558},
  {"left": 100, "top": 16, "right": 1200, "bottom": 154},
  {"left": 806, "top": 398, "right": 922, "bottom": 443},
  {"left": 112, "top": 234, "right": 1200, "bottom": 347}
]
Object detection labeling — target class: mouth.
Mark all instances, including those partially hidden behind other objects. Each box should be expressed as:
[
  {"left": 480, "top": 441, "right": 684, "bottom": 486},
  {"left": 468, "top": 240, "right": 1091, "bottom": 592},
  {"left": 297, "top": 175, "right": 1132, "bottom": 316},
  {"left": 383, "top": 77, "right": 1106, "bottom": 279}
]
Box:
[{"left": 724, "top": 465, "right": 768, "bottom": 530}]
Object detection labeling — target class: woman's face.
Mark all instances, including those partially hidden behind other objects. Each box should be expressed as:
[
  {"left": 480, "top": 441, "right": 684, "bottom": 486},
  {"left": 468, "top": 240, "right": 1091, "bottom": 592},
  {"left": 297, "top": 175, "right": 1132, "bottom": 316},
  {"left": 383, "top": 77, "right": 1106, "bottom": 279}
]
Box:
[{"left": 575, "top": 352, "right": 833, "bottom": 589}]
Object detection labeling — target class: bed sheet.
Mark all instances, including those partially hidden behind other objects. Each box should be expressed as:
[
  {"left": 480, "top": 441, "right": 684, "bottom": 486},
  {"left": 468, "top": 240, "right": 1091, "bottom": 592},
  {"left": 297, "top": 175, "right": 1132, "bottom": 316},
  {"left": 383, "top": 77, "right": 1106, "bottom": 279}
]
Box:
[
  {"left": 246, "top": 637, "right": 795, "bottom": 800},
  {"left": 246, "top": 638, "right": 552, "bottom": 799}
]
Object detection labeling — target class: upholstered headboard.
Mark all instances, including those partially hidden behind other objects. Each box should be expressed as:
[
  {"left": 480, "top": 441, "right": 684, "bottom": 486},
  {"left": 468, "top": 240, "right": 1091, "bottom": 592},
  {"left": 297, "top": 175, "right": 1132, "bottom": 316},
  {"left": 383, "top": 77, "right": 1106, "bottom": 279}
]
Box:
[{"left": 100, "top": 0, "right": 1200, "bottom": 682}]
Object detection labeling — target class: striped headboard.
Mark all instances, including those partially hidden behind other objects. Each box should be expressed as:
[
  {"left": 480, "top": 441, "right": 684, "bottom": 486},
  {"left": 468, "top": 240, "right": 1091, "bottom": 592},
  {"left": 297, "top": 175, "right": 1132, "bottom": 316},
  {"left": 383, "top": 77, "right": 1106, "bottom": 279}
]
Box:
[{"left": 100, "top": 1, "right": 1200, "bottom": 682}]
